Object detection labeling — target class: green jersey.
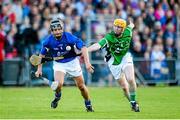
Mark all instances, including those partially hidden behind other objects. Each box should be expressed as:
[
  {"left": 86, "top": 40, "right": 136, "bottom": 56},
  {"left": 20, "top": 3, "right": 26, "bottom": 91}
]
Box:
[{"left": 98, "top": 26, "right": 133, "bottom": 65}]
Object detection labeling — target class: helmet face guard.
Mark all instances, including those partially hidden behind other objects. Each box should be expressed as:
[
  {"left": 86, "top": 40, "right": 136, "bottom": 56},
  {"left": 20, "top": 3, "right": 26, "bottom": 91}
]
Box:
[
  {"left": 50, "top": 18, "right": 64, "bottom": 31},
  {"left": 50, "top": 18, "right": 64, "bottom": 39}
]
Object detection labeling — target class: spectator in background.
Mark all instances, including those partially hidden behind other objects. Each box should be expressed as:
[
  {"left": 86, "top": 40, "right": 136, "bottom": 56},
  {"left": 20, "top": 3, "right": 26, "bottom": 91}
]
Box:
[
  {"left": 82, "top": 4, "right": 96, "bottom": 20},
  {"left": 131, "top": 35, "right": 144, "bottom": 57},
  {"left": 163, "top": 23, "right": 176, "bottom": 40},
  {"left": 163, "top": 9, "right": 176, "bottom": 31},
  {"left": 5, "top": 25, "right": 17, "bottom": 58},
  {"left": 143, "top": 6, "right": 155, "bottom": 28},
  {"left": 11, "top": 0, "right": 23, "bottom": 27},
  {"left": 96, "top": 0, "right": 109, "bottom": 14},
  {"left": 0, "top": 1, "right": 16, "bottom": 33},
  {"left": 135, "top": 16, "right": 146, "bottom": 35},
  {"left": 150, "top": 44, "right": 166, "bottom": 80},
  {"left": 75, "top": 0, "right": 87, "bottom": 16},
  {"left": 42, "top": 7, "right": 51, "bottom": 20},
  {"left": 155, "top": 37, "right": 163, "bottom": 47},
  {"left": 21, "top": 21, "right": 39, "bottom": 56},
  {"left": 144, "top": 38, "right": 153, "bottom": 57},
  {"left": 72, "top": 16, "right": 81, "bottom": 38},
  {"left": 151, "top": 21, "right": 162, "bottom": 41},
  {"left": 164, "top": 37, "right": 176, "bottom": 58},
  {"left": 139, "top": 26, "right": 151, "bottom": 45},
  {"left": 154, "top": 3, "right": 166, "bottom": 25},
  {"left": 164, "top": 37, "right": 176, "bottom": 79},
  {"left": 38, "top": 20, "right": 50, "bottom": 43},
  {"left": 116, "top": 1, "right": 127, "bottom": 20},
  {"left": 0, "top": 22, "right": 5, "bottom": 85},
  {"left": 28, "top": 5, "right": 39, "bottom": 25}
]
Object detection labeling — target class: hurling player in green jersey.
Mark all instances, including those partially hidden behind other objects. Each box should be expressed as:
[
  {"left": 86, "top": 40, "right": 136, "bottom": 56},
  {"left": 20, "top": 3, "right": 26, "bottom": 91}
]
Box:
[{"left": 88, "top": 18, "right": 140, "bottom": 112}]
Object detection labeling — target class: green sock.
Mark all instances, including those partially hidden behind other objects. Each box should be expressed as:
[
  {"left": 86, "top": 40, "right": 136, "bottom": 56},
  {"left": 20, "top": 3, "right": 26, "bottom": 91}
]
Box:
[{"left": 130, "top": 92, "right": 136, "bottom": 101}]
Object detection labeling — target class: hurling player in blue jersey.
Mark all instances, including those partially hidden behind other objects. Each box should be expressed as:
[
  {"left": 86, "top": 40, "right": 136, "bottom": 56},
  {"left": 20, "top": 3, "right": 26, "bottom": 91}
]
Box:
[{"left": 35, "top": 18, "right": 94, "bottom": 112}]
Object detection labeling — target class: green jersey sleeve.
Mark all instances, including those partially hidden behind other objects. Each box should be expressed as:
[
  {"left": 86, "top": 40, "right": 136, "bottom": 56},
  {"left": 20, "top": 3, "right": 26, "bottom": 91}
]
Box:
[
  {"left": 123, "top": 26, "right": 132, "bottom": 37},
  {"left": 98, "top": 38, "right": 108, "bottom": 48},
  {"left": 98, "top": 33, "right": 114, "bottom": 48}
]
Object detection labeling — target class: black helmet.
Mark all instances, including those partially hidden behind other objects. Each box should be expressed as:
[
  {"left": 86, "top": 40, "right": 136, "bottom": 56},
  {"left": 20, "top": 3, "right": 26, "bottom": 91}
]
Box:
[{"left": 50, "top": 18, "right": 64, "bottom": 31}]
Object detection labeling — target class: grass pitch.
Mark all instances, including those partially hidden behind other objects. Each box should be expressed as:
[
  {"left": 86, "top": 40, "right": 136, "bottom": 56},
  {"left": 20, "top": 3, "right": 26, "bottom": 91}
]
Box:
[{"left": 0, "top": 86, "right": 180, "bottom": 119}]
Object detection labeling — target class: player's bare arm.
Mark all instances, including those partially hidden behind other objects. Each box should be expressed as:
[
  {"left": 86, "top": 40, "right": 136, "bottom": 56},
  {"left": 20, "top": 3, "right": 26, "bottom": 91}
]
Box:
[
  {"left": 88, "top": 43, "right": 101, "bottom": 52},
  {"left": 128, "top": 20, "right": 135, "bottom": 29},
  {"left": 81, "top": 47, "right": 94, "bottom": 73},
  {"left": 35, "top": 54, "right": 45, "bottom": 77}
]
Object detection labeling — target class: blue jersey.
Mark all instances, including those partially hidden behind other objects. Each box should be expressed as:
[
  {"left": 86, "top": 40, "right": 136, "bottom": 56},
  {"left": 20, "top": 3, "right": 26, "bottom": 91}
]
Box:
[{"left": 40, "top": 32, "right": 85, "bottom": 63}]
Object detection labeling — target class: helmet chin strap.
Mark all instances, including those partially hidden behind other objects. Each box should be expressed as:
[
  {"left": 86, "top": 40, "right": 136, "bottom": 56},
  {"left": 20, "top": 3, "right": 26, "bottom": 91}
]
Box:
[
  {"left": 55, "top": 35, "right": 62, "bottom": 40},
  {"left": 55, "top": 36, "right": 61, "bottom": 40},
  {"left": 54, "top": 33, "right": 62, "bottom": 40}
]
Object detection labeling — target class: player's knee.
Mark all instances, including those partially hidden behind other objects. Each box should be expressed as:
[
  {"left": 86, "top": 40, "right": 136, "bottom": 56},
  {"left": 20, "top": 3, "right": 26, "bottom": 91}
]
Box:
[
  {"left": 120, "top": 82, "right": 125, "bottom": 88},
  {"left": 119, "top": 79, "right": 127, "bottom": 88},
  {"left": 126, "top": 76, "right": 134, "bottom": 83},
  {"left": 128, "top": 79, "right": 136, "bottom": 87}
]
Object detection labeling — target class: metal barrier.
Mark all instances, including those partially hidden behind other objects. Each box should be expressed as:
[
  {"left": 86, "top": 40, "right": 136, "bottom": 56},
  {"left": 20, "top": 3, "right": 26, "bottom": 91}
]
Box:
[
  {"left": 3, "top": 58, "right": 24, "bottom": 85},
  {"left": 133, "top": 58, "right": 177, "bottom": 85}
]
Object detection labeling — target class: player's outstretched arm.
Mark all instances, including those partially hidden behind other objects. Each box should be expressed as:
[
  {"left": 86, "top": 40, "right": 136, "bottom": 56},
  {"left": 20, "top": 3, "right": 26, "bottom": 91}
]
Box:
[
  {"left": 35, "top": 54, "right": 45, "bottom": 77},
  {"left": 128, "top": 20, "right": 135, "bottom": 29},
  {"left": 81, "top": 47, "right": 94, "bottom": 73},
  {"left": 88, "top": 43, "right": 101, "bottom": 52}
]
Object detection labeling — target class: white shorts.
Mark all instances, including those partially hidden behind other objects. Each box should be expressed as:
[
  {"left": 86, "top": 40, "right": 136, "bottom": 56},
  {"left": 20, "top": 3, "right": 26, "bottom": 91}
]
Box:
[
  {"left": 53, "top": 58, "right": 82, "bottom": 77},
  {"left": 108, "top": 52, "right": 133, "bottom": 80}
]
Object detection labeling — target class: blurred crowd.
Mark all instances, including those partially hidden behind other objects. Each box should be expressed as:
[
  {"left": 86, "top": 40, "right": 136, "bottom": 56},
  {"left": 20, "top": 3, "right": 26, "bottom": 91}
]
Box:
[{"left": 0, "top": 0, "right": 180, "bottom": 84}]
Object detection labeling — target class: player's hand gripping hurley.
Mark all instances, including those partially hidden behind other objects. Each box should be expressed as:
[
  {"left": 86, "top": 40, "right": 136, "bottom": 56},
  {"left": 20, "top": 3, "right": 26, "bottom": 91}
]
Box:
[
  {"left": 29, "top": 54, "right": 81, "bottom": 66},
  {"left": 29, "top": 55, "right": 63, "bottom": 66}
]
